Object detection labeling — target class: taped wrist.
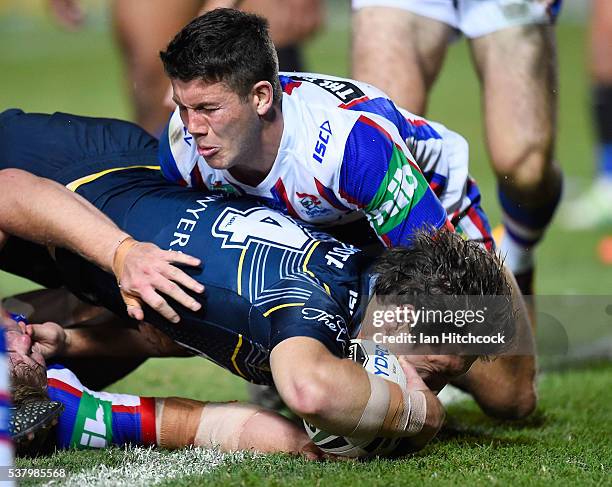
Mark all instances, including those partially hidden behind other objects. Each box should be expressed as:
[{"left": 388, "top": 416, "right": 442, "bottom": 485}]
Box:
[
  {"left": 349, "top": 372, "right": 427, "bottom": 439},
  {"left": 157, "top": 398, "right": 264, "bottom": 451},
  {"left": 112, "top": 236, "right": 138, "bottom": 282},
  {"left": 157, "top": 397, "right": 206, "bottom": 449}
]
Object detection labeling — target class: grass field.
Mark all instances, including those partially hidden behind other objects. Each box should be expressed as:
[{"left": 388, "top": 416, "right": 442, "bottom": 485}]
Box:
[{"left": 1, "top": 1, "right": 611, "bottom": 485}]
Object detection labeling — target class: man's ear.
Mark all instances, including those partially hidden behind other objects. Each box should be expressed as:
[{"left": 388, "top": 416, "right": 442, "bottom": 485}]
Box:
[{"left": 251, "top": 81, "right": 274, "bottom": 116}]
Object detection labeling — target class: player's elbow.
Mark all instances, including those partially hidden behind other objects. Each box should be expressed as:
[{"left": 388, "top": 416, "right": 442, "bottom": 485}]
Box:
[
  {"left": 0, "top": 168, "right": 33, "bottom": 187},
  {"left": 281, "top": 369, "right": 332, "bottom": 421}
]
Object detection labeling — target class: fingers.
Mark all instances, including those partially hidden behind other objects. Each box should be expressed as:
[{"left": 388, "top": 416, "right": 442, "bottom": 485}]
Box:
[
  {"left": 121, "top": 292, "right": 145, "bottom": 321},
  {"left": 162, "top": 249, "right": 201, "bottom": 267},
  {"left": 154, "top": 276, "right": 202, "bottom": 312},
  {"left": 127, "top": 287, "right": 181, "bottom": 324},
  {"left": 118, "top": 242, "right": 204, "bottom": 323},
  {"left": 164, "top": 265, "right": 205, "bottom": 295}
]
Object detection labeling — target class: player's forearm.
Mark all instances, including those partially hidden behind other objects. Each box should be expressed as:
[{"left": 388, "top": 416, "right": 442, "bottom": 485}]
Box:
[
  {"left": 153, "top": 397, "right": 319, "bottom": 458},
  {"left": 272, "top": 338, "right": 441, "bottom": 442},
  {"left": 0, "top": 169, "right": 127, "bottom": 272},
  {"left": 301, "top": 360, "right": 443, "bottom": 441},
  {"left": 62, "top": 327, "right": 166, "bottom": 358}
]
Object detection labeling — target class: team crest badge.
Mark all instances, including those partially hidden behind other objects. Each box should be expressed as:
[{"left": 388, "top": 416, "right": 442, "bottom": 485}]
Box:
[{"left": 296, "top": 192, "right": 331, "bottom": 217}]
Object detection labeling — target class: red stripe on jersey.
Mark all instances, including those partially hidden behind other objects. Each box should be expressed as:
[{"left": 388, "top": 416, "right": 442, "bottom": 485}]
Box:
[
  {"left": 339, "top": 96, "right": 370, "bottom": 109},
  {"left": 273, "top": 178, "right": 298, "bottom": 217},
  {"left": 356, "top": 115, "right": 421, "bottom": 173},
  {"left": 0, "top": 392, "right": 10, "bottom": 403},
  {"left": 283, "top": 81, "right": 302, "bottom": 95},
  {"left": 314, "top": 178, "right": 350, "bottom": 211},
  {"left": 338, "top": 189, "right": 364, "bottom": 207},
  {"left": 381, "top": 234, "right": 392, "bottom": 246},
  {"left": 404, "top": 118, "right": 428, "bottom": 127},
  {"left": 112, "top": 405, "right": 139, "bottom": 414},
  {"left": 467, "top": 207, "right": 493, "bottom": 251},
  {"left": 47, "top": 378, "right": 83, "bottom": 398},
  {"left": 140, "top": 397, "right": 157, "bottom": 445}
]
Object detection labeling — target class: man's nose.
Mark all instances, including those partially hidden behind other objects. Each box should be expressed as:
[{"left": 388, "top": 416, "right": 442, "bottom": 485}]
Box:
[
  {"left": 9, "top": 331, "right": 31, "bottom": 354},
  {"left": 186, "top": 111, "right": 209, "bottom": 137}
]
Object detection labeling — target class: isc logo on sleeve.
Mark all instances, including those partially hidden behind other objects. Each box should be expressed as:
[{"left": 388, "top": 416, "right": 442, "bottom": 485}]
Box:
[{"left": 312, "top": 121, "right": 332, "bottom": 164}]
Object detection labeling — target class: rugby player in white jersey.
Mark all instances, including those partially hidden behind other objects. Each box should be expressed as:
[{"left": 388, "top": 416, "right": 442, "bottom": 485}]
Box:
[
  {"left": 2, "top": 310, "right": 319, "bottom": 457},
  {"left": 157, "top": 9, "right": 537, "bottom": 420},
  {"left": 352, "top": 0, "right": 564, "bottom": 297}
]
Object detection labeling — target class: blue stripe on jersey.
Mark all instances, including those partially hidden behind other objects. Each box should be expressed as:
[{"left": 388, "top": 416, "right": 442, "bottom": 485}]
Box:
[
  {"left": 345, "top": 97, "right": 442, "bottom": 143},
  {"left": 47, "top": 386, "right": 80, "bottom": 449},
  {"left": 549, "top": 0, "right": 562, "bottom": 21},
  {"left": 112, "top": 411, "right": 142, "bottom": 446},
  {"left": 158, "top": 119, "right": 185, "bottom": 184},
  {"left": 425, "top": 171, "right": 448, "bottom": 196},
  {"left": 339, "top": 117, "right": 395, "bottom": 207},
  {"left": 404, "top": 118, "right": 442, "bottom": 141},
  {"left": 279, "top": 75, "right": 293, "bottom": 90},
  {"left": 383, "top": 189, "right": 448, "bottom": 247},
  {"left": 345, "top": 98, "right": 410, "bottom": 140}
]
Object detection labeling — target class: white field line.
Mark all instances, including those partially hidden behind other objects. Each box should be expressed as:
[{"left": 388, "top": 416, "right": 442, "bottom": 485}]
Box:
[{"left": 42, "top": 446, "right": 250, "bottom": 487}]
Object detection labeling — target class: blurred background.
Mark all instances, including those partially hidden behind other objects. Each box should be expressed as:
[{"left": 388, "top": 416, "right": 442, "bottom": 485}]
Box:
[{"left": 0, "top": 0, "right": 609, "bottom": 398}]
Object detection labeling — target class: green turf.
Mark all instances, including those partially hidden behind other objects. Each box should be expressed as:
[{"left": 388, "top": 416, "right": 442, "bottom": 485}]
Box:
[
  {"left": 1, "top": 3, "right": 611, "bottom": 485},
  {"left": 17, "top": 363, "right": 612, "bottom": 486}
]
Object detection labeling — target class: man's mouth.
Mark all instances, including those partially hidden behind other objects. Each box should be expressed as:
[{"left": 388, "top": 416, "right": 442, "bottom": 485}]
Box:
[{"left": 197, "top": 145, "right": 220, "bottom": 158}]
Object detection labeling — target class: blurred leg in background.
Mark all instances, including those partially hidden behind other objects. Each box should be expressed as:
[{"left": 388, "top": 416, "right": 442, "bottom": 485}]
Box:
[{"left": 562, "top": 0, "right": 612, "bottom": 229}]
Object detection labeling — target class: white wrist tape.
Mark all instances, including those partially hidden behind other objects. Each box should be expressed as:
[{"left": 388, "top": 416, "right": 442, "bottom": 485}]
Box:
[
  {"left": 349, "top": 372, "right": 428, "bottom": 438},
  {"left": 402, "top": 389, "right": 427, "bottom": 436},
  {"left": 348, "top": 372, "right": 391, "bottom": 438}
]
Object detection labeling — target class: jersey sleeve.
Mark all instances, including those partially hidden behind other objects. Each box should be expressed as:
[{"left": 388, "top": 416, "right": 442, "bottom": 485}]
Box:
[
  {"left": 338, "top": 115, "right": 448, "bottom": 247},
  {"left": 158, "top": 107, "right": 199, "bottom": 187},
  {"left": 396, "top": 108, "right": 470, "bottom": 209},
  {"left": 347, "top": 98, "right": 471, "bottom": 216},
  {"left": 265, "top": 285, "right": 350, "bottom": 358},
  {"left": 46, "top": 365, "right": 156, "bottom": 450}
]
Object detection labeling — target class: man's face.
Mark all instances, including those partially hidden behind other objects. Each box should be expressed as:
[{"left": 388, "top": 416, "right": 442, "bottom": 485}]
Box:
[
  {"left": 2, "top": 312, "right": 46, "bottom": 377},
  {"left": 399, "top": 354, "right": 476, "bottom": 393},
  {"left": 172, "top": 78, "right": 262, "bottom": 174}
]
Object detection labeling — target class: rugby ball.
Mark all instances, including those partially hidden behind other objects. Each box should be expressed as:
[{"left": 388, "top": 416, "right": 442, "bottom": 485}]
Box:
[{"left": 303, "top": 339, "right": 407, "bottom": 458}]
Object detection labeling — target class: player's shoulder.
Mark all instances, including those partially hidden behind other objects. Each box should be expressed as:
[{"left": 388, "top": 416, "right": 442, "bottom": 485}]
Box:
[
  {"left": 279, "top": 72, "right": 390, "bottom": 107},
  {"left": 159, "top": 107, "right": 199, "bottom": 185}
]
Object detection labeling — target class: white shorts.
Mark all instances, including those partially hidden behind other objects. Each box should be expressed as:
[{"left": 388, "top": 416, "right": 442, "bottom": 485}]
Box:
[{"left": 352, "top": 0, "right": 561, "bottom": 39}]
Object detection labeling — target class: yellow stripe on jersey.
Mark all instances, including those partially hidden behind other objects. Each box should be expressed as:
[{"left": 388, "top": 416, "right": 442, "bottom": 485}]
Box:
[
  {"left": 66, "top": 165, "right": 161, "bottom": 192},
  {"left": 303, "top": 241, "right": 331, "bottom": 296},
  {"left": 237, "top": 247, "right": 247, "bottom": 296},
  {"left": 302, "top": 241, "right": 320, "bottom": 278},
  {"left": 262, "top": 302, "right": 305, "bottom": 317},
  {"left": 231, "top": 334, "right": 246, "bottom": 378}
]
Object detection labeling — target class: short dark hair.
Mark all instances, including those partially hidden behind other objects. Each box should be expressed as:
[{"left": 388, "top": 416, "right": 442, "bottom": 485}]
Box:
[
  {"left": 160, "top": 8, "right": 282, "bottom": 103},
  {"left": 372, "top": 229, "right": 516, "bottom": 355}
]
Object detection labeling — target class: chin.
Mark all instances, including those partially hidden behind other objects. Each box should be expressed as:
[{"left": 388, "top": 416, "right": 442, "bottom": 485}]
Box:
[{"left": 205, "top": 158, "right": 230, "bottom": 170}]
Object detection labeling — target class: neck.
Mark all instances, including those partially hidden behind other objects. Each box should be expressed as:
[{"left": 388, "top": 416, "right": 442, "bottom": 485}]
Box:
[{"left": 228, "top": 103, "right": 284, "bottom": 187}]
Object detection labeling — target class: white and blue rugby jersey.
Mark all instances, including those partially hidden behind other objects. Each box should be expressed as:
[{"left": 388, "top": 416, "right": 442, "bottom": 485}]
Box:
[{"left": 159, "top": 72, "right": 475, "bottom": 247}]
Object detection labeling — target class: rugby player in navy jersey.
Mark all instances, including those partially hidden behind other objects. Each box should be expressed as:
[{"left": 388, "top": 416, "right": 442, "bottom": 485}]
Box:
[
  {"left": 0, "top": 109, "right": 205, "bottom": 325},
  {"left": 0, "top": 108, "right": 532, "bottom": 444}
]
